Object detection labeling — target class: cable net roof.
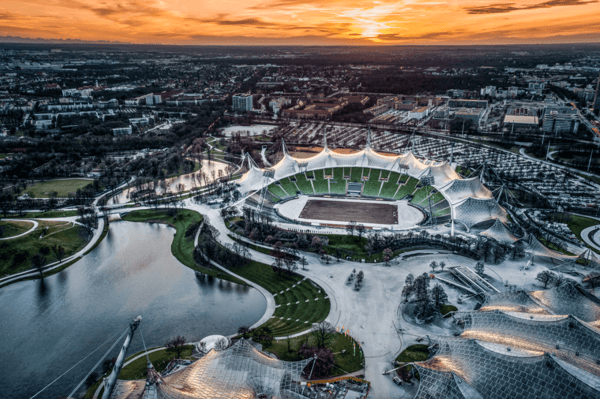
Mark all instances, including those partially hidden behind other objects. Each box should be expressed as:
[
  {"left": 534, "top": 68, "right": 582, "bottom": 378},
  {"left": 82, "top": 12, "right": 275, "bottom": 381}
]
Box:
[
  {"left": 525, "top": 235, "right": 577, "bottom": 261},
  {"left": 452, "top": 197, "right": 508, "bottom": 230},
  {"left": 479, "top": 219, "right": 518, "bottom": 246},
  {"left": 413, "top": 366, "right": 481, "bottom": 399},
  {"left": 154, "top": 339, "right": 313, "bottom": 399},
  {"left": 528, "top": 283, "right": 600, "bottom": 323},
  {"left": 439, "top": 177, "right": 492, "bottom": 205},
  {"left": 416, "top": 337, "right": 600, "bottom": 399},
  {"left": 480, "top": 291, "right": 548, "bottom": 314},
  {"left": 456, "top": 310, "right": 600, "bottom": 376}
]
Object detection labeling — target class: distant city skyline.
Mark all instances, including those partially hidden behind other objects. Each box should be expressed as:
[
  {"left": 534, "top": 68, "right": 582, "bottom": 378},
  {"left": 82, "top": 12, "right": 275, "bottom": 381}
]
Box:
[{"left": 1, "top": 0, "right": 600, "bottom": 45}]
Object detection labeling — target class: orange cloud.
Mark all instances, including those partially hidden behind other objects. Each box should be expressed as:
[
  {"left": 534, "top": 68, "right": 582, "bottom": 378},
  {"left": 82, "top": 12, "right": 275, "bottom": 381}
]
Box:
[{"left": 0, "top": 0, "right": 599, "bottom": 44}]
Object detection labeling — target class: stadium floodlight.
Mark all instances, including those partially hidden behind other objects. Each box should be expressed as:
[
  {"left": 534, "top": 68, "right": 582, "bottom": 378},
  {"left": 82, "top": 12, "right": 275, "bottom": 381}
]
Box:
[{"left": 420, "top": 176, "right": 435, "bottom": 186}]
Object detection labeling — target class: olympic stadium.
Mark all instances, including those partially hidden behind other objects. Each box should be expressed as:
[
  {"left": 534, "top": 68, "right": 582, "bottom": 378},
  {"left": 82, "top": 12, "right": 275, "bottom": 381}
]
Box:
[{"left": 237, "top": 132, "right": 507, "bottom": 233}]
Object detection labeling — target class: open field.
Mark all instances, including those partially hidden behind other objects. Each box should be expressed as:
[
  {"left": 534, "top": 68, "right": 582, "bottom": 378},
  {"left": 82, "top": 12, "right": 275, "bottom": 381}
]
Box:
[
  {"left": 299, "top": 199, "right": 398, "bottom": 225},
  {"left": 25, "top": 179, "right": 93, "bottom": 198},
  {"left": 0, "top": 220, "right": 89, "bottom": 276},
  {"left": 0, "top": 220, "right": 34, "bottom": 238}
]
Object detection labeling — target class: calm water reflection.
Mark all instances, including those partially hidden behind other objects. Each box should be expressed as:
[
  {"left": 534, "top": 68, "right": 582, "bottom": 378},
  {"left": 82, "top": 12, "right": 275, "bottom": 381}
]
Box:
[{"left": 0, "top": 222, "right": 266, "bottom": 399}]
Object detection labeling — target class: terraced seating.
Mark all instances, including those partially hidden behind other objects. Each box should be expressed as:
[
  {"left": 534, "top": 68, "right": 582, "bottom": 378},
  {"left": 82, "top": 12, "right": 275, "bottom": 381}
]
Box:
[
  {"left": 323, "top": 168, "right": 333, "bottom": 176},
  {"left": 411, "top": 186, "right": 431, "bottom": 205},
  {"left": 278, "top": 177, "right": 299, "bottom": 196},
  {"left": 265, "top": 191, "right": 280, "bottom": 204},
  {"left": 430, "top": 191, "right": 446, "bottom": 204},
  {"left": 268, "top": 183, "right": 287, "bottom": 199},
  {"left": 312, "top": 171, "right": 329, "bottom": 194},
  {"left": 329, "top": 167, "right": 347, "bottom": 194},
  {"left": 262, "top": 279, "right": 330, "bottom": 337},
  {"left": 294, "top": 173, "right": 314, "bottom": 194},
  {"left": 394, "top": 176, "right": 418, "bottom": 200},
  {"left": 363, "top": 170, "right": 382, "bottom": 196},
  {"left": 350, "top": 167, "right": 362, "bottom": 182},
  {"left": 434, "top": 207, "right": 452, "bottom": 217},
  {"left": 432, "top": 199, "right": 450, "bottom": 212},
  {"left": 379, "top": 172, "right": 401, "bottom": 198},
  {"left": 380, "top": 170, "right": 391, "bottom": 179}
]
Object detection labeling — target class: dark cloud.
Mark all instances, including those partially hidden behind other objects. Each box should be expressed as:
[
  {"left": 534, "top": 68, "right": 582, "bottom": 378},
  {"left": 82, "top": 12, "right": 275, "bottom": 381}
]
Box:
[
  {"left": 465, "top": 0, "right": 596, "bottom": 14},
  {"left": 376, "top": 30, "right": 465, "bottom": 41},
  {"left": 0, "top": 11, "right": 18, "bottom": 20}
]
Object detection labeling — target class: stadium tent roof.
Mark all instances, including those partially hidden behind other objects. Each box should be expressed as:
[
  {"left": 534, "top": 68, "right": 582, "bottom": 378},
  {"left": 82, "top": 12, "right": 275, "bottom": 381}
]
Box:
[
  {"left": 480, "top": 219, "right": 518, "bottom": 246},
  {"left": 272, "top": 153, "right": 300, "bottom": 181},
  {"left": 238, "top": 164, "right": 270, "bottom": 194},
  {"left": 452, "top": 197, "right": 508, "bottom": 231},
  {"left": 238, "top": 141, "right": 511, "bottom": 231},
  {"left": 414, "top": 336, "right": 600, "bottom": 399},
  {"left": 528, "top": 283, "right": 600, "bottom": 323},
  {"left": 425, "top": 163, "right": 463, "bottom": 186},
  {"left": 440, "top": 177, "right": 493, "bottom": 205},
  {"left": 154, "top": 339, "right": 313, "bottom": 399}
]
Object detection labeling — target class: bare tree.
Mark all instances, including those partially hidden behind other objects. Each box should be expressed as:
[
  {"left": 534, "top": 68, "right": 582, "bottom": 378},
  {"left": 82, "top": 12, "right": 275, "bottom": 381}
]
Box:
[
  {"left": 312, "top": 321, "right": 335, "bottom": 349},
  {"left": 31, "top": 253, "right": 46, "bottom": 278},
  {"left": 165, "top": 335, "right": 187, "bottom": 359},
  {"left": 356, "top": 224, "right": 366, "bottom": 240},
  {"left": 346, "top": 221, "right": 357, "bottom": 237},
  {"left": 215, "top": 337, "right": 229, "bottom": 351},
  {"left": 51, "top": 245, "right": 66, "bottom": 263},
  {"left": 299, "top": 256, "right": 308, "bottom": 271},
  {"left": 238, "top": 326, "right": 250, "bottom": 338},
  {"left": 284, "top": 257, "right": 298, "bottom": 274},
  {"left": 536, "top": 270, "right": 556, "bottom": 289},
  {"left": 439, "top": 261, "right": 446, "bottom": 272}
]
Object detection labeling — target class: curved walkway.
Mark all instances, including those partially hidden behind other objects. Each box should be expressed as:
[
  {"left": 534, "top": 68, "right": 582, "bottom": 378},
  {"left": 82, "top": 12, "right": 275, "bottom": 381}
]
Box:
[
  {"left": 0, "top": 218, "right": 106, "bottom": 287},
  {"left": 0, "top": 218, "right": 39, "bottom": 240},
  {"left": 579, "top": 214, "right": 600, "bottom": 252}
]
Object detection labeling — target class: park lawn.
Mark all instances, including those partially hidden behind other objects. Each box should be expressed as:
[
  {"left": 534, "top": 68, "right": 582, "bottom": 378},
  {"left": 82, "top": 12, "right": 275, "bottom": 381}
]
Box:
[
  {"left": 567, "top": 214, "right": 600, "bottom": 241},
  {"left": 119, "top": 345, "right": 195, "bottom": 380},
  {"left": 10, "top": 210, "right": 79, "bottom": 218},
  {"left": 440, "top": 304, "right": 458, "bottom": 316},
  {"left": 0, "top": 221, "right": 89, "bottom": 276},
  {"left": 0, "top": 220, "right": 34, "bottom": 238},
  {"left": 122, "top": 209, "right": 244, "bottom": 285},
  {"left": 25, "top": 179, "right": 93, "bottom": 198},
  {"left": 395, "top": 344, "right": 429, "bottom": 377},
  {"left": 259, "top": 333, "right": 364, "bottom": 377},
  {"left": 324, "top": 234, "right": 368, "bottom": 257},
  {"left": 538, "top": 236, "right": 576, "bottom": 256},
  {"left": 228, "top": 260, "right": 330, "bottom": 337}
]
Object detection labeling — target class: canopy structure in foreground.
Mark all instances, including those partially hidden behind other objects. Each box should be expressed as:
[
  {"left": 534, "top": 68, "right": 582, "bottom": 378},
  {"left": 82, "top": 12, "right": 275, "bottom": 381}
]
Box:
[
  {"left": 148, "top": 339, "right": 313, "bottom": 399},
  {"left": 411, "top": 284, "right": 600, "bottom": 399}
]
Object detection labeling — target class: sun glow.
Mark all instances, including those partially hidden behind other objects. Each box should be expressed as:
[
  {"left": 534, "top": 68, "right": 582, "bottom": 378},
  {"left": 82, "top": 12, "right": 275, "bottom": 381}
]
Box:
[{"left": 0, "top": 0, "right": 598, "bottom": 44}]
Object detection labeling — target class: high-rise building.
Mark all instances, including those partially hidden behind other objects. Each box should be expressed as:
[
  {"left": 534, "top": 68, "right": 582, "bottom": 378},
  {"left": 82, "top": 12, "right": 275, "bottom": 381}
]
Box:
[
  {"left": 232, "top": 94, "right": 253, "bottom": 112},
  {"left": 593, "top": 70, "right": 600, "bottom": 114}
]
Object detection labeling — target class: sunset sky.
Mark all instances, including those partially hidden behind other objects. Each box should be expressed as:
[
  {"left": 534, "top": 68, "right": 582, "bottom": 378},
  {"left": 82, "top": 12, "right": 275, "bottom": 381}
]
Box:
[{"left": 1, "top": 0, "right": 599, "bottom": 45}]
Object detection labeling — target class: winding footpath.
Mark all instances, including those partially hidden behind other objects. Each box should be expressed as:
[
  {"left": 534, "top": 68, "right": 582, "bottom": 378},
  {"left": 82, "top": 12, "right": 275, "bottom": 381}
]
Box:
[
  {"left": 0, "top": 219, "right": 39, "bottom": 241},
  {"left": 0, "top": 217, "right": 105, "bottom": 287}
]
